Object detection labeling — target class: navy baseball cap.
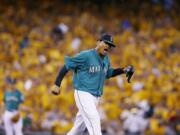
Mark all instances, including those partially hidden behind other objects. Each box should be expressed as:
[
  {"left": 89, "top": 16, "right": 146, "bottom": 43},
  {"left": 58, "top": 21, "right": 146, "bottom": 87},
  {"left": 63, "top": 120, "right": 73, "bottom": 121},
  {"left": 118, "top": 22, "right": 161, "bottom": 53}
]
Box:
[
  {"left": 99, "top": 33, "right": 116, "bottom": 47},
  {"left": 6, "top": 76, "right": 16, "bottom": 84}
]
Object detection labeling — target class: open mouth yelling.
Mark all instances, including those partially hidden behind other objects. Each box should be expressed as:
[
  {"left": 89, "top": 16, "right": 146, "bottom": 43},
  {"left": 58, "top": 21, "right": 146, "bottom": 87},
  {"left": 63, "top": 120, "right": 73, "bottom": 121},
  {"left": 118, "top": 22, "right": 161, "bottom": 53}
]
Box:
[{"left": 104, "top": 48, "right": 108, "bottom": 53}]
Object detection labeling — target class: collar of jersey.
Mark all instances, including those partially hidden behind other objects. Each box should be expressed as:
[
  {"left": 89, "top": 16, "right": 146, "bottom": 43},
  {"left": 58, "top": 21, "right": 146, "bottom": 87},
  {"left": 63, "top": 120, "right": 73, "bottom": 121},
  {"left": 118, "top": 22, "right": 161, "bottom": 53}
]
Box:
[{"left": 93, "top": 49, "right": 106, "bottom": 67}]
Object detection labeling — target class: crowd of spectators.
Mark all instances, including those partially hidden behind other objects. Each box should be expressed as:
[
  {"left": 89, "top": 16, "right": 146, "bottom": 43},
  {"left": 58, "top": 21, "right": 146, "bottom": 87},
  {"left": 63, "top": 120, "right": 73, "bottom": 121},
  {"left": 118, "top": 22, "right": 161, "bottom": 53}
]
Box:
[{"left": 0, "top": 0, "right": 179, "bottom": 134}]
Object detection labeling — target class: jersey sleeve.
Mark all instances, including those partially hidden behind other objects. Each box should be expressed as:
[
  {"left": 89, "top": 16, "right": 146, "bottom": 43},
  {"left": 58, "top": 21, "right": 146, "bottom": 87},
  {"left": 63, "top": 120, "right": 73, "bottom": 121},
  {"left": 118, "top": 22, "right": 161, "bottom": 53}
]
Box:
[
  {"left": 64, "top": 51, "right": 87, "bottom": 70},
  {"left": 106, "top": 57, "right": 114, "bottom": 79},
  {"left": 20, "top": 94, "right": 24, "bottom": 102},
  {"left": 17, "top": 90, "right": 24, "bottom": 103}
]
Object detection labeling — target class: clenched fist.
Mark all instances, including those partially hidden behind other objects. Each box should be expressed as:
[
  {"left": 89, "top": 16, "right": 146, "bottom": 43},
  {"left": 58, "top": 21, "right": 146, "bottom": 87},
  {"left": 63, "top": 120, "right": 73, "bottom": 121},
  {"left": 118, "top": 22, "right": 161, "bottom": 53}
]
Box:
[{"left": 51, "top": 85, "right": 61, "bottom": 95}]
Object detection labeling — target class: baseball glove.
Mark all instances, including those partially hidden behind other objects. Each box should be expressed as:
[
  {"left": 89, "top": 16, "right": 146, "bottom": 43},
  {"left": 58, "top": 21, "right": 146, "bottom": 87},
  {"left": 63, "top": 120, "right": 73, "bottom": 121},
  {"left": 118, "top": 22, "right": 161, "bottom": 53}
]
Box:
[
  {"left": 124, "top": 65, "right": 135, "bottom": 83},
  {"left": 11, "top": 113, "right": 20, "bottom": 123}
]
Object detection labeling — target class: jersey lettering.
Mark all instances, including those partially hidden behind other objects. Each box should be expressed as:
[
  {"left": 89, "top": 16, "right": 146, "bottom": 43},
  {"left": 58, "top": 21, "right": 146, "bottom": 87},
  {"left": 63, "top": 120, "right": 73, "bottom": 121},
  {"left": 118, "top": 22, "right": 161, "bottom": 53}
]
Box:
[
  {"left": 89, "top": 66, "right": 100, "bottom": 73},
  {"left": 6, "top": 96, "right": 18, "bottom": 102},
  {"left": 104, "top": 67, "right": 107, "bottom": 75}
]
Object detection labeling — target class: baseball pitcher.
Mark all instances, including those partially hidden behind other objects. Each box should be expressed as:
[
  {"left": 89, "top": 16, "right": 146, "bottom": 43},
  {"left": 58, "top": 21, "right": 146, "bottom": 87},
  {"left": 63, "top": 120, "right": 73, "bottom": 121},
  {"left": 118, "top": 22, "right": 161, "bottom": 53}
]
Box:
[{"left": 52, "top": 33, "right": 135, "bottom": 135}]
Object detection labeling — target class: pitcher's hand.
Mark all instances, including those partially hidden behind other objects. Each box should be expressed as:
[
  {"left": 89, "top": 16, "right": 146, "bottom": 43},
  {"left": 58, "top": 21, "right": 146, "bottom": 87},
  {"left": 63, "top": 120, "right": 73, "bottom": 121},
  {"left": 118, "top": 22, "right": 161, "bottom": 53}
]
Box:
[{"left": 51, "top": 85, "right": 61, "bottom": 95}]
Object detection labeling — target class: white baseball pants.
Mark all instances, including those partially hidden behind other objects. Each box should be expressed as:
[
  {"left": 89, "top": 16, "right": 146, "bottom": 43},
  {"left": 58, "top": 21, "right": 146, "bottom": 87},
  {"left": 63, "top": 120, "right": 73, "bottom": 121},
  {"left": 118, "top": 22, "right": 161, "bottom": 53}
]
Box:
[
  {"left": 67, "top": 90, "right": 102, "bottom": 135},
  {"left": 3, "top": 111, "right": 23, "bottom": 135}
]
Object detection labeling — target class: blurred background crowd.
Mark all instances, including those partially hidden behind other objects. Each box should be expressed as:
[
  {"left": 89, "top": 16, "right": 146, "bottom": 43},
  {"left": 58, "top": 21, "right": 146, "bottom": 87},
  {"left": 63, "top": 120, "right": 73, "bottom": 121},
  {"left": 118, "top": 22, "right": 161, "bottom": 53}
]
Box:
[{"left": 0, "top": 0, "right": 179, "bottom": 135}]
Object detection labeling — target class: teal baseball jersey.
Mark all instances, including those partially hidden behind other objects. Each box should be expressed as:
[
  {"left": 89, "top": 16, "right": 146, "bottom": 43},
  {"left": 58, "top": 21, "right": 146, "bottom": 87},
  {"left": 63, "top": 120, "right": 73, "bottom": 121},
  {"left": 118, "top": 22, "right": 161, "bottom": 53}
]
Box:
[
  {"left": 4, "top": 89, "right": 24, "bottom": 111},
  {"left": 65, "top": 49, "right": 114, "bottom": 96}
]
